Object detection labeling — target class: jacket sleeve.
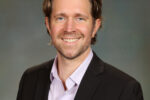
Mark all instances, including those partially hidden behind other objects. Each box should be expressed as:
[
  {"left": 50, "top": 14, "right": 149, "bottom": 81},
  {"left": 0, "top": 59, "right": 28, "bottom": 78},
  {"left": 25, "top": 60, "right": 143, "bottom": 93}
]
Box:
[{"left": 119, "top": 80, "right": 144, "bottom": 100}]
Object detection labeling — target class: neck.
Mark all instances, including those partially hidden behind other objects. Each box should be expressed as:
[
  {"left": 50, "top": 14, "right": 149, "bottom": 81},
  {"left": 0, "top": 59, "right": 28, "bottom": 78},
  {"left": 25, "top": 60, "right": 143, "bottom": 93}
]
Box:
[{"left": 57, "top": 48, "right": 91, "bottom": 84}]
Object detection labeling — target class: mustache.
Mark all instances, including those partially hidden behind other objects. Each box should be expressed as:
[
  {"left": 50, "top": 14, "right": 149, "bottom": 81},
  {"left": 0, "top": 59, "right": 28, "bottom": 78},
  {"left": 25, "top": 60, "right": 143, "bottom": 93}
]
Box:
[{"left": 58, "top": 31, "right": 84, "bottom": 38}]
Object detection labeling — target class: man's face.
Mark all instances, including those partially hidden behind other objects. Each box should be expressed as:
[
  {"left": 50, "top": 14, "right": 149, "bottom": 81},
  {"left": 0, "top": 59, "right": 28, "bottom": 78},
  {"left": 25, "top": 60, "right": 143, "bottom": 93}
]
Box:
[{"left": 46, "top": 0, "right": 101, "bottom": 59}]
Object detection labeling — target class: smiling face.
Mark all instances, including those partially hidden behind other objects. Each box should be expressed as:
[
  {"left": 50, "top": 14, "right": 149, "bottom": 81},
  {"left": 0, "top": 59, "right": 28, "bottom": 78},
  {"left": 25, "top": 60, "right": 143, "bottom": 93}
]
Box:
[{"left": 45, "top": 0, "right": 101, "bottom": 60}]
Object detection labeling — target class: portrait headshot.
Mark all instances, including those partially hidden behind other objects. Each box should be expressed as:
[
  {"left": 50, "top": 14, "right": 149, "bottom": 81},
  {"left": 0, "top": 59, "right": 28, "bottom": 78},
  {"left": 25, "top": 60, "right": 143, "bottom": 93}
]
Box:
[{"left": 0, "top": 0, "right": 149, "bottom": 100}]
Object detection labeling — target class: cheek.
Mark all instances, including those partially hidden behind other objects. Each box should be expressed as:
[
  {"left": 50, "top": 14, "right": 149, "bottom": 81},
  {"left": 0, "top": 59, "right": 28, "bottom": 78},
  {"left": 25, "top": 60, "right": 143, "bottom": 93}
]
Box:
[
  {"left": 50, "top": 24, "right": 64, "bottom": 37},
  {"left": 76, "top": 24, "right": 93, "bottom": 36}
]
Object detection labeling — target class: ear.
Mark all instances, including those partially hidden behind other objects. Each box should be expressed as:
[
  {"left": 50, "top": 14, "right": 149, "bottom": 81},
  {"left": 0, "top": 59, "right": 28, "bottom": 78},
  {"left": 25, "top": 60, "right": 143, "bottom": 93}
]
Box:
[
  {"left": 92, "top": 19, "right": 101, "bottom": 38},
  {"left": 45, "top": 17, "right": 51, "bottom": 34}
]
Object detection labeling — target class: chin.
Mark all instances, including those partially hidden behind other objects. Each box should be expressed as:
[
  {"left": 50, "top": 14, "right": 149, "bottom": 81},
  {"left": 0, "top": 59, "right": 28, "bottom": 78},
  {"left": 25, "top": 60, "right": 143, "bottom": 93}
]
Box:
[
  {"left": 64, "top": 53, "right": 79, "bottom": 60},
  {"left": 59, "top": 50, "right": 82, "bottom": 60}
]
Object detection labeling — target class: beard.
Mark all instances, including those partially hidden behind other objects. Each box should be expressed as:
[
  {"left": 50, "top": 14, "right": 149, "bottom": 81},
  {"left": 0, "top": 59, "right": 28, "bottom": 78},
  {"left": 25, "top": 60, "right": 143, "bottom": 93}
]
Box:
[
  {"left": 52, "top": 31, "right": 92, "bottom": 60},
  {"left": 56, "top": 43, "right": 90, "bottom": 60}
]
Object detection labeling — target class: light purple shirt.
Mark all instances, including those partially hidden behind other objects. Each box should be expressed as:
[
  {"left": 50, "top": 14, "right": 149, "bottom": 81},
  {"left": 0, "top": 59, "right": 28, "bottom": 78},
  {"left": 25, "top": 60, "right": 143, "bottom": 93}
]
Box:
[{"left": 48, "top": 50, "right": 93, "bottom": 100}]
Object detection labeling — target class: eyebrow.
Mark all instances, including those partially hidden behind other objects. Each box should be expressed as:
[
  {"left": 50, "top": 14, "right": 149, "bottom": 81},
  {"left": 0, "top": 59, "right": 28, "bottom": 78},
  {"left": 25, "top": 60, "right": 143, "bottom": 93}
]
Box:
[
  {"left": 54, "top": 13, "right": 67, "bottom": 18},
  {"left": 54, "top": 12, "right": 89, "bottom": 19},
  {"left": 75, "top": 13, "right": 89, "bottom": 19}
]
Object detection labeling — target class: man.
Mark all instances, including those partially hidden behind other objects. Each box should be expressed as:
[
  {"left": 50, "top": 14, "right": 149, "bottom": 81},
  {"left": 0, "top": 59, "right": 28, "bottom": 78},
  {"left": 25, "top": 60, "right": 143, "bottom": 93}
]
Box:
[{"left": 17, "top": 0, "right": 144, "bottom": 100}]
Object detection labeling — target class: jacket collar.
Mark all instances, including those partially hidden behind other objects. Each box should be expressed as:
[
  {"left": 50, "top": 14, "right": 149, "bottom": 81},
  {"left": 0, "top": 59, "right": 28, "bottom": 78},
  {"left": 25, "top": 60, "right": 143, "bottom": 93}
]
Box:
[
  {"left": 74, "top": 52, "right": 105, "bottom": 100},
  {"left": 34, "top": 51, "right": 104, "bottom": 100},
  {"left": 34, "top": 60, "right": 54, "bottom": 100}
]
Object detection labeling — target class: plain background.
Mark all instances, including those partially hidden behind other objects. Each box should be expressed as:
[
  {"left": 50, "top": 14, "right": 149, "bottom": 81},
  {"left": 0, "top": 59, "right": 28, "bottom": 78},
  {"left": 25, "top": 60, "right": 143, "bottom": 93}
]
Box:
[{"left": 0, "top": 0, "right": 149, "bottom": 100}]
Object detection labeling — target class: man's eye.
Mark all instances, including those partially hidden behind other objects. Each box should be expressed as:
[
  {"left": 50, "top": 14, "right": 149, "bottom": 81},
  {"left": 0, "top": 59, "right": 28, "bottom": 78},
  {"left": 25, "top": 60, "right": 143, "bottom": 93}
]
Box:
[
  {"left": 77, "top": 17, "right": 85, "bottom": 21},
  {"left": 56, "top": 17, "right": 64, "bottom": 21}
]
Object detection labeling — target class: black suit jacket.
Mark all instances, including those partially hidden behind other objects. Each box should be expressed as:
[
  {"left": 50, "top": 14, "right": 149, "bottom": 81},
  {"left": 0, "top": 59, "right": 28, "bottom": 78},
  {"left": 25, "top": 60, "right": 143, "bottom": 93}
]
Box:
[{"left": 17, "top": 53, "right": 143, "bottom": 100}]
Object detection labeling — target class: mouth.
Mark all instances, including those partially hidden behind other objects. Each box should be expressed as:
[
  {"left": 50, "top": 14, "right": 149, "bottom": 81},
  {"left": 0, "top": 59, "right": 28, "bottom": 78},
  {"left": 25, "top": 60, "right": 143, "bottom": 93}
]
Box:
[
  {"left": 60, "top": 33, "right": 83, "bottom": 43},
  {"left": 62, "top": 38, "right": 79, "bottom": 43}
]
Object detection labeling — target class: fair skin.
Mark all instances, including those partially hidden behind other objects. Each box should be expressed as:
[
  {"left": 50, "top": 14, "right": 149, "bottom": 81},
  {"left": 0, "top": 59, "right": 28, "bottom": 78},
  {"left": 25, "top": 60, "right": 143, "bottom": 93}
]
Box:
[{"left": 45, "top": 0, "right": 101, "bottom": 89}]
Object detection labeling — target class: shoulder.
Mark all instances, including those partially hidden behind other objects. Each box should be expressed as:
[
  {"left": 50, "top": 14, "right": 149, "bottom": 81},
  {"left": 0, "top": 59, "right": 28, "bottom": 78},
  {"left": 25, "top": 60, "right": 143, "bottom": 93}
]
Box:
[
  {"left": 19, "top": 59, "right": 54, "bottom": 86},
  {"left": 91, "top": 52, "right": 140, "bottom": 88},
  {"left": 103, "top": 63, "right": 143, "bottom": 99},
  {"left": 92, "top": 52, "right": 138, "bottom": 83},
  {"left": 102, "top": 62, "right": 138, "bottom": 85},
  {"left": 97, "top": 60, "right": 142, "bottom": 95},
  {"left": 89, "top": 57, "right": 143, "bottom": 99},
  {"left": 23, "top": 59, "right": 54, "bottom": 76}
]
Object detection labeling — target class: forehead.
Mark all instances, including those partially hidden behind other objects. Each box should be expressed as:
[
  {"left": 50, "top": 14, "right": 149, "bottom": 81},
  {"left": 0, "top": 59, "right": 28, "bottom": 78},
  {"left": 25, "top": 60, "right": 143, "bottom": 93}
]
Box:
[{"left": 52, "top": 0, "right": 91, "bottom": 15}]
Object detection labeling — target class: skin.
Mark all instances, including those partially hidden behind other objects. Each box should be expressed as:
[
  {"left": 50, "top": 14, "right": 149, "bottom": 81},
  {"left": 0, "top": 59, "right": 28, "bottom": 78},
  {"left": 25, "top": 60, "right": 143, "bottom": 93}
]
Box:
[{"left": 45, "top": 0, "right": 101, "bottom": 89}]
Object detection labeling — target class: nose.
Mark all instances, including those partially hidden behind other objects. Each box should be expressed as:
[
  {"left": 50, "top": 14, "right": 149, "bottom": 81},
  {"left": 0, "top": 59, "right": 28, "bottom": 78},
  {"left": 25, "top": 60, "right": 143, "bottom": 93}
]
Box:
[{"left": 64, "top": 18, "right": 75, "bottom": 32}]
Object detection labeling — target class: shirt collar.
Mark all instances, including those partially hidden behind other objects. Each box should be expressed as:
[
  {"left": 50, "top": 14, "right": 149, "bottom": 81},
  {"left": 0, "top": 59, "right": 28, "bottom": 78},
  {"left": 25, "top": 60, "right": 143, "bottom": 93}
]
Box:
[
  {"left": 50, "top": 56, "right": 60, "bottom": 81},
  {"left": 50, "top": 49, "right": 93, "bottom": 87},
  {"left": 69, "top": 50, "right": 93, "bottom": 85}
]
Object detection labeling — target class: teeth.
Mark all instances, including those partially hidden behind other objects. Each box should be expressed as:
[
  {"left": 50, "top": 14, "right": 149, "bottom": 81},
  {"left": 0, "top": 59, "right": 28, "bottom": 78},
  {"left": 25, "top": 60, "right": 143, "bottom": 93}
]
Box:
[{"left": 63, "top": 38, "right": 78, "bottom": 42}]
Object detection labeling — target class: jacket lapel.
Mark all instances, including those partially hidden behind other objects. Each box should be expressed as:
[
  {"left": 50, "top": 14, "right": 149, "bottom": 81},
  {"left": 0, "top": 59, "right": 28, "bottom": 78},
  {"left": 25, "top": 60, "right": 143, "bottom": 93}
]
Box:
[
  {"left": 34, "top": 60, "right": 54, "bottom": 100},
  {"left": 33, "top": 52, "right": 104, "bottom": 100},
  {"left": 74, "top": 52, "right": 104, "bottom": 100}
]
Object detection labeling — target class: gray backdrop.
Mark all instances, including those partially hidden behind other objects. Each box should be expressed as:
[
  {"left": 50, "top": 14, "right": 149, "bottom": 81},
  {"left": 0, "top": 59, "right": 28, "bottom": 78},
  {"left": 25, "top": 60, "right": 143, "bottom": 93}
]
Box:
[{"left": 0, "top": 0, "right": 149, "bottom": 100}]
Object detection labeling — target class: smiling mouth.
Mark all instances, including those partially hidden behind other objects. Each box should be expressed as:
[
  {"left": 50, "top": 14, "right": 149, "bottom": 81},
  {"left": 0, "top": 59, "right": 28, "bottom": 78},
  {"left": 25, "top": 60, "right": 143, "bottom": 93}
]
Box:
[
  {"left": 61, "top": 33, "right": 83, "bottom": 43},
  {"left": 62, "top": 38, "right": 80, "bottom": 43}
]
